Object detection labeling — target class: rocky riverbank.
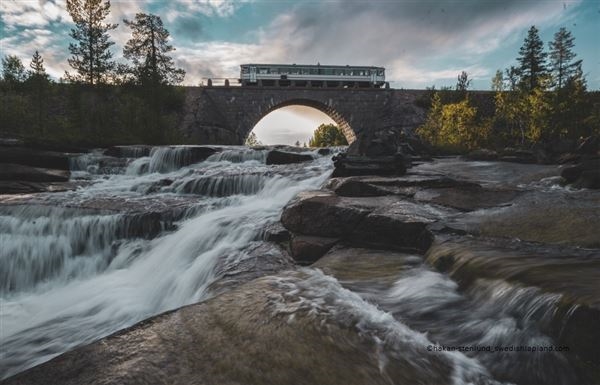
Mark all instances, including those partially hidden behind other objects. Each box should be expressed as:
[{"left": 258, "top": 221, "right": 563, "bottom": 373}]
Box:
[{"left": 2, "top": 142, "right": 599, "bottom": 385}]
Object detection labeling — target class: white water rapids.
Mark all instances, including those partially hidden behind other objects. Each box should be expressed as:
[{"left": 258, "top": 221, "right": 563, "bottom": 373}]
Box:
[
  {"left": 0, "top": 146, "right": 330, "bottom": 378},
  {"left": 0, "top": 147, "right": 584, "bottom": 385}
]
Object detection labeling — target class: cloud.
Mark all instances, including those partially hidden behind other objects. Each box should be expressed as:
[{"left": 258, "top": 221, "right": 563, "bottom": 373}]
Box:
[
  {"left": 172, "top": 0, "right": 247, "bottom": 18},
  {"left": 239, "top": 0, "right": 582, "bottom": 87}
]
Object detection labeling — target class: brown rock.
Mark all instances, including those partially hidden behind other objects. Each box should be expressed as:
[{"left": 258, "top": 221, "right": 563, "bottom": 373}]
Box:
[{"left": 290, "top": 234, "right": 339, "bottom": 264}]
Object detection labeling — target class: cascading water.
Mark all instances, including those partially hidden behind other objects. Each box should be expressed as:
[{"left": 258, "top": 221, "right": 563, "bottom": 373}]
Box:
[
  {"left": 1, "top": 148, "right": 592, "bottom": 385},
  {"left": 0, "top": 146, "right": 331, "bottom": 379}
]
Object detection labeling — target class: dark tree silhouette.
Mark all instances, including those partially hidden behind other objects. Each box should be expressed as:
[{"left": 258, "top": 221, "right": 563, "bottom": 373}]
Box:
[
  {"left": 123, "top": 13, "right": 185, "bottom": 86},
  {"left": 2, "top": 55, "right": 27, "bottom": 83},
  {"left": 517, "top": 26, "right": 548, "bottom": 91},
  {"left": 548, "top": 27, "right": 582, "bottom": 89},
  {"left": 66, "top": 0, "right": 117, "bottom": 85}
]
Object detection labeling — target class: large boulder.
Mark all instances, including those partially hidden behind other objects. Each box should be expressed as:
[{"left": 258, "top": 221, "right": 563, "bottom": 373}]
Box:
[
  {"left": 280, "top": 191, "right": 370, "bottom": 237},
  {"left": 332, "top": 130, "right": 411, "bottom": 177},
  {"left": 266, "top": 150, "right": 313, "bottom": 165},
  {"left": 281, "top": 190, "right": 442, "bottom": 254}
]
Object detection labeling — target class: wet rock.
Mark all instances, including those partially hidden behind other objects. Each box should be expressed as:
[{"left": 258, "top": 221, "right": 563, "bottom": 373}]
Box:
[
  {"left": 313, "top": 246, "right": 421, "bottom": 285},
  {"left": 327, "top": 175, "right": 479, "bottom": 197},
  {"left": 425, "top": 236, "right": 600, "bottom": 370},
  {"left": 414, "top": 185, "right": 522, "bottom": 211},
  {"left": 280, "top": 190, "right": 371, "bottom": 237},
  {"left": 347, "top": 130, "right": 398, "bottom": 157},
  {"left": 281, "top": 190, "right": 444, "bottom": 252},
  {"left": 331, "top": 153, "right": 407, "bottom": 177},
  {"left": 0, "top": 181, "right": 80, "bottom": 194},
  {"left": 103, "top": 145, "right": 152, "bottom": 158},
  {"left": 351, "top": 201, "right": 437, "bottom": 252},
  {"left": 317, "top": 148, "right": 332, "bottom": 155},
  {"left": 261, "top": 222, "right": 290, "bottom": 243},
  {"left": 265, "top": 150, "right": 313, "bottom": 165},
  {"left": 0, "top": 164, "right": 69, "bottom": 182},
  {"left": 4, "top": 272, "right": 454, "bottom": 385},
  {"left": 463, "top": 149, "right": 498, "bottom": 161},
  {"left": 208, "top": 242, "right": 295, "bottom": 296},
  {"left": 0, "top": 147, "right": 71, "bottom": 170},
  {"left": 290, "top": 234, "right": 339, "bottom": 264},
  {"left": 327, "top": 177, "right": 392, "bottom": 197},
  {"left": 441, "top": 190, "right": 600, "bottom": 248}
]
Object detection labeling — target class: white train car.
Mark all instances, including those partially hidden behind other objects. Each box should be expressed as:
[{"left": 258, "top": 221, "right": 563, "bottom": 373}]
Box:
[{"left": 239, "top": 64, "right": 386, "bottom": 88}]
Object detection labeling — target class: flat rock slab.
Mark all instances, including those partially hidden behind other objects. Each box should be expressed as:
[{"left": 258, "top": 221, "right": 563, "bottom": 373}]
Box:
[
  {"left": 313, "top": 246, "right": 423, "bottom": 287},
  {"left": 444, "top": 190, "right": 600, "bottom": 248},
  {"left": 414, "top": 185, "right": 522, "bottom": 211},
  {"left": 0, "top": 181, "right": 84, "bottom": 195},
  {"left": 0, "top": 164, "right": 69, "bottom": 182},
  {"left": 266, "top": 150, "right": 313, "bottom": 165},
  {"left": 281, "top": 190, "right": 453, "bottom": 253},
  {"left": 326, "top": 174, "right": 480, "bottom": 198},
  {"left": 0, "top": 147, "right": 72, "bottom": 170}
]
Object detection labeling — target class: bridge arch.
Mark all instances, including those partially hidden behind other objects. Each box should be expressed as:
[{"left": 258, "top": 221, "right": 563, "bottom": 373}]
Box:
[
  {"left": 244, "top": 98, "right": 356, "bottom": 144},
  {"left": 183, "top": 87, "right": 428, "bottom": 145}
]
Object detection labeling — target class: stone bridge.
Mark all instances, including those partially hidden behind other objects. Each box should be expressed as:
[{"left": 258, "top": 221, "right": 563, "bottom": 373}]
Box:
[{"left": 180, "top": 87, "right": 431, "bottom": 144}]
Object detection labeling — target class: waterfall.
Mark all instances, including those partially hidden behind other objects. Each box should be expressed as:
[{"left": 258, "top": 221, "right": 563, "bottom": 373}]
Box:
[{"left": 0, "top": 147, "right": 332, "bottom": 379}]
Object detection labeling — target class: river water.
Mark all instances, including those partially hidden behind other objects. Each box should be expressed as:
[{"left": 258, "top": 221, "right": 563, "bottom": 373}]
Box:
[
  {"left": 0, "top": 148, "right": 597, "bottom": 385},
  {"left": 0, "top": 146, "right": 331, "bottom": 379}
]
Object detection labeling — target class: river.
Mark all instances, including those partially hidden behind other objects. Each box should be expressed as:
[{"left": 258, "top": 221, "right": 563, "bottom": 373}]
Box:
[{"left": 1, "top": 147, "right": 598, "bottom": 385}]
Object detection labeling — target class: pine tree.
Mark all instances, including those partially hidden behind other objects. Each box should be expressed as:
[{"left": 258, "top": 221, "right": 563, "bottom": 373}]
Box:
[
  {"left": 517, "top": 26, "right": 548, "bottom": 91},
  {"left": 456, "top": 71, "right": 472, "bottom": 92},
  {"left": 28, "top": 51, "right": 50, "bottom": 133},
  {"left": 123, "top": 13, "right": 185, "bottom": 86},
  {"left": 66, "top": 0, "right": 117, "bottom": 85},
  {"left": 29, "top": 51, "right": 49, "bottom": 80},
  {"left": 2, "top": 55, "right": 27, "bottom": 83},
  {"left": 548, "top": 27, "right": 582, "bottom": 89}
]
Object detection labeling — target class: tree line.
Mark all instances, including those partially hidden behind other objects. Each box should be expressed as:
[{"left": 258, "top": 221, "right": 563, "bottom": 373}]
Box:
[
  {"left": 417, "top": 25, "right": 599, "bottom": 153},
  {"left": 0, "top": 0, "right": 187, "bottom": 146}
]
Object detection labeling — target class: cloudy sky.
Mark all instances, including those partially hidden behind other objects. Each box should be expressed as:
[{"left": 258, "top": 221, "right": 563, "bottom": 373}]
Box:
[{"left": 1, "top": 0, "right": 599, "bottom": 144}]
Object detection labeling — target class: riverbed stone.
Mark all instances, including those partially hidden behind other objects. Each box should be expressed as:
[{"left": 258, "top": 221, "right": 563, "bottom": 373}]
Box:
[
  {"left": 280, "top": 190, "right": 371, "bottom": 237},
  {"left": 313, "top": 246, "right": 422, "bottom": 285},
  {"left": 331, "top": 153, "right": 407, "bottom": 177},
  {"left": 0, "top": 164, "right": 69, "bottom": 182},
  {"left": 326, "top": 174, "right": 479, "bottom": 197},
  {"left": 261, "top": 222, "right": 290, "bottom": 243},
  {"left": 290, "top": 234, "right": 339, "bottom": 264},
  {"left": 265, "top": 150, "right": 313, "bottom": 165},
  {"left": 280, "top": 190, "right": 445, "bottom": 254}
]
